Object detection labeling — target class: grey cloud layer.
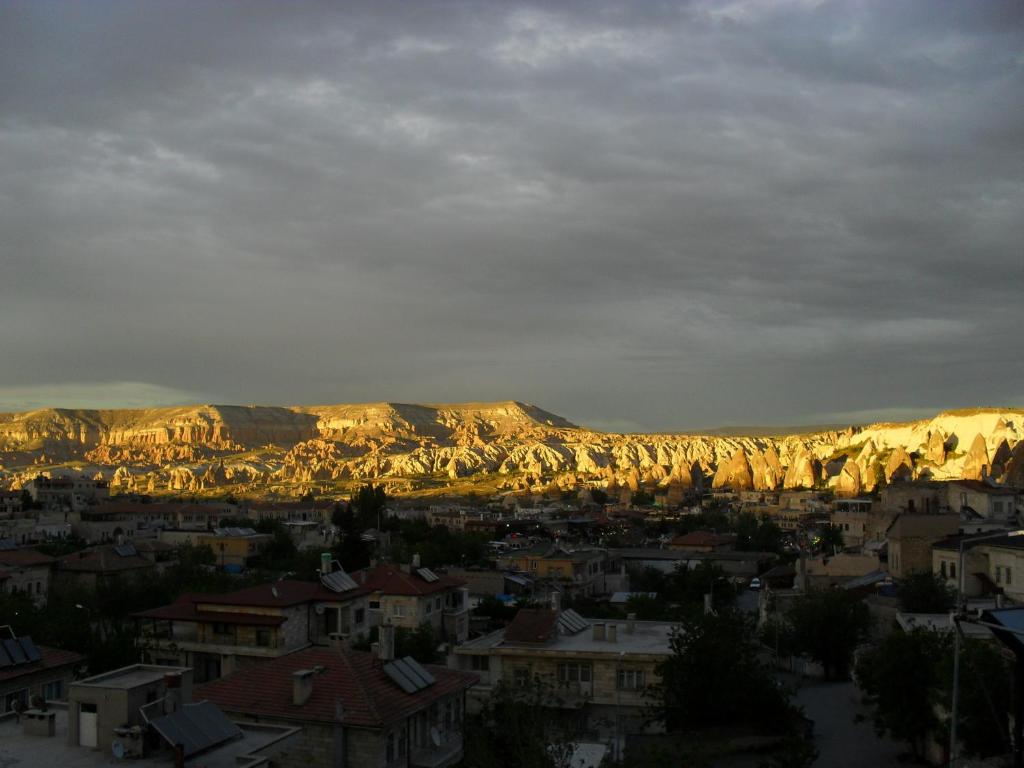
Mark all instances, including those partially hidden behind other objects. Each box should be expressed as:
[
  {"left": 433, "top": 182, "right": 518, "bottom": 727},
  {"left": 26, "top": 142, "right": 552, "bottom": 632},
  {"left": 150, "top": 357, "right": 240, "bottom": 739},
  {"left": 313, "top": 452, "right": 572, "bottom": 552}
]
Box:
[{"left": 1, "top": 0, "right": 1022, "bottom": 430}]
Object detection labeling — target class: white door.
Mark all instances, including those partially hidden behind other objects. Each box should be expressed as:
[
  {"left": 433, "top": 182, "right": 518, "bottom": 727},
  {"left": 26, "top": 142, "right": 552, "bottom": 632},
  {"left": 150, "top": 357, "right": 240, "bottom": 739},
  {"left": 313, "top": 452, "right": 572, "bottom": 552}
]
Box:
[{"left": 79, "top": 707, "right": 98, "bottom": 747}]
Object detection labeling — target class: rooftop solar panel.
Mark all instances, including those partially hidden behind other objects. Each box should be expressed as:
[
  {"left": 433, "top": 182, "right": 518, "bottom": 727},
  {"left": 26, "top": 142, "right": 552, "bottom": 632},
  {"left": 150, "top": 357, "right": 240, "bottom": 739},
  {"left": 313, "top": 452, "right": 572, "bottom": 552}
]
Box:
[
  {"left": 3, "top": 638, "right": 27, "bottom": 665},
  {"left": 401, "top": 656, "right": 436, "bottom": 687},
  {"left": 150, "top": 702, "right": 241, "bottom": 758},
  {"left": 0, "top": 644, "right": 11, "bottom": 668},
  {"left": 18, "top": 636, "right": 42, "bottom": 663},
  {"left": 557, "top": 609, "right": 588, "bottom": 635},
  {"left": 114, "top": 544, "right": 138, "bottom": 557},
  {"left": 417, "top": 568, "right": 439, "bottom": 583},
  {"left": 321, "top": 569, "right": 358, "bottom": 593},
  {"left": 383, "top": 660, "right": 419, "bottom": 694}
]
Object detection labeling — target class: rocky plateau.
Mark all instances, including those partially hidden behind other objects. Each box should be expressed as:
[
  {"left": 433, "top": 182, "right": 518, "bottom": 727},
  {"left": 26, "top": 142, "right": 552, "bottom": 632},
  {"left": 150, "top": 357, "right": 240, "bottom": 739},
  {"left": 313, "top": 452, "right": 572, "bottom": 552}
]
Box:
[{"left": 0, "top": 402, "right": 1021, "bottom": 499}]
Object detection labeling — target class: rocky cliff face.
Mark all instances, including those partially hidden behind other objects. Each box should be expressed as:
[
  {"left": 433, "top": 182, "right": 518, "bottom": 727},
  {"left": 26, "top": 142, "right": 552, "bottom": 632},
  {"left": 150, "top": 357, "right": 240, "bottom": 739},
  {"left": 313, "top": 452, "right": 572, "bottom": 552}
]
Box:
[{"left": 0, "top": 402, "right": 1021, "bottom": 498}]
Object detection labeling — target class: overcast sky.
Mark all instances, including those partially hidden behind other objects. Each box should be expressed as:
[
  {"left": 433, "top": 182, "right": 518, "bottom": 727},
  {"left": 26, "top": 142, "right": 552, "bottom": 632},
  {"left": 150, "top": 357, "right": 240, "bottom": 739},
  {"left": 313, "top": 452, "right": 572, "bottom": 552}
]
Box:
[{"left": 1, "top": 1, "right": 1022, "bottom": 432}]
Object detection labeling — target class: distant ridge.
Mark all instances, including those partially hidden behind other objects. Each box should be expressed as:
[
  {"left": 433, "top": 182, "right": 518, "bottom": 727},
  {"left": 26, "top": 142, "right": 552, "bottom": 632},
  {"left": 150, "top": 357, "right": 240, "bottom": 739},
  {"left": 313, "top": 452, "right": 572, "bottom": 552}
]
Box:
[{"left": 0, "top": 401, "right": 1021, "bottom": 499}]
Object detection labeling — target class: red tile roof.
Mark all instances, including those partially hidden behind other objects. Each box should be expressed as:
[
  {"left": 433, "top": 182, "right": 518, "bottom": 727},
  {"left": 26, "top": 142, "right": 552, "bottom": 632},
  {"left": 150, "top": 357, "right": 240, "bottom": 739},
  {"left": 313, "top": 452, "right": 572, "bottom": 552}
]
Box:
[
  {"left": 356, "top": 564, "right": 465, "bottom": 597},
  {"left": 669, "top": 531, "right": 736, "bottom": 548},
  {"left": 0, "top": 644, "right": 85, "bottom": 684},
  {"left": 132, "top": 594, "right": 288, "bottom": 626},
  {"left": 194, "top": 579, "right": 368, "bottom": 608},
  {"left": 197, "top": 648, "right": 477, "bottom": 728},
  {"left": 503, "top": 608, "right": 559, "bottom": 644},
  {"left": 0, "top": 549, "right": 55, "bottom": 568},
  {"left": 57, "top": 546, "right": 154, "bottom": 573}
]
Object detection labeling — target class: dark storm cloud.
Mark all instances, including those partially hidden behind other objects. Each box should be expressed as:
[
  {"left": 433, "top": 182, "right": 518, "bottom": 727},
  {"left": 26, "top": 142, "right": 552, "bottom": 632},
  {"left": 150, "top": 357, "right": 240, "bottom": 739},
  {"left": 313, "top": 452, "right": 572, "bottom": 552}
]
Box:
[{"left": 1, "top": 0, "right": 1022, "bottom": 430}]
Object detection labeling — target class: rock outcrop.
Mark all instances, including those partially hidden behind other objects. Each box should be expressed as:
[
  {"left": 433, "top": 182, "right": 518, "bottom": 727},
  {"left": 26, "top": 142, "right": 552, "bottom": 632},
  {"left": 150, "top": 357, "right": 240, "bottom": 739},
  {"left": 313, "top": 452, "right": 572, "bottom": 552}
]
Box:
[{"left": 0, "top": 402, "right": 1021, "bottom": 498}]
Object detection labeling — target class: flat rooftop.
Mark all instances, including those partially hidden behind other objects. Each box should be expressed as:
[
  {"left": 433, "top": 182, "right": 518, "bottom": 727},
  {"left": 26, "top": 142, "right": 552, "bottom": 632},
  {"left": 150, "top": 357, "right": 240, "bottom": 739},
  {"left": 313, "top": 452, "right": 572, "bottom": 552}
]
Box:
[
  {"left": 74, "top": 664, "right": 189, "bottom": 690},
  {"left": 0, "top": 707, "right": 297, "bottom": 768},
  {"left": 460, "top": 618, "right": 676, "bottom": 656}
]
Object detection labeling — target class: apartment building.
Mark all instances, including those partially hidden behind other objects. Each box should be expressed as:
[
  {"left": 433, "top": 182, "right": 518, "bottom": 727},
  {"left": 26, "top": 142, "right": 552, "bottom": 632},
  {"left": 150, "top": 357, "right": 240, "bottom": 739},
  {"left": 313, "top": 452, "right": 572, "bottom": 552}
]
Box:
[
  {"left": 496, "top": 544, "right": 608, "bottom": 597},
  {"left": 358, "top": 560, "right": 470, "bottom": 643},
  {"left": 452, "top": 603, "right": 675, "bottom": 735},
  {"left": 886, "top": 513, "right": 959, "bottom": 578},
  {"left": 933, "top": 532, "right": 1024, "bottom": 602},
  {"left": 0, "top": 546, "right": 55, "bottom": 606},
  {"left": 0, "top": 632, "right": 83, "bottom": 714},
  {"left": 135, "top": 560, "right": 371, "bottom": 682},
  {"left": 199, "top": 642, "right": 478, "bottom": 768}
]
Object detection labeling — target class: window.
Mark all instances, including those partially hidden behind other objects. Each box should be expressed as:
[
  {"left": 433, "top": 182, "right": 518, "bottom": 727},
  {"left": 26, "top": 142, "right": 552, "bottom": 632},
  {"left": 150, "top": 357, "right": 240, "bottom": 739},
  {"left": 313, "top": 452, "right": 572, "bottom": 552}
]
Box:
[
  {"left": 355, "top": 608, "right": 365, "bottom": 625},
  {"left": 1007, "top": 567, "right": 1013, "bottom": 586},
  {"left": 950, "top": 562, "right": 956, "bottom": 579},
  {"left": 212, "top": 622, "right": 232, "bottom": 636},
  {"left": 256, "top": 629, "right": 271, "bottom": 647},
  {"left": 393, "top": 604, "right": 405, "bottom": 618},
  {"left": 470, "top": 655, "right": 490, "bottom": 671},
  {"left": 939, "top": 562, "right": 947, "bottom": 579},
  {"left": 996, "top": 566, "right": 1003, "bottom": 584},
  {"left": 369, "top": 600, "right": 381, "bottom": 610},
  {"left": 426, "top": 600, "right": 432, "bottom": 614},
  {"left": 513, "top": 667, "right": 530, "bottom": 688},
  {"left": 435, "top": 597, "right": 442, "bottom": 610},
  {"left": 42, "top": 680, "right": 63, "bottom": 700},
  {"left": 617, "top": 669, "right": 645, "bottom": 690},
  {"left": 557, "top": 662, "right": 591, "bottom": 684}
]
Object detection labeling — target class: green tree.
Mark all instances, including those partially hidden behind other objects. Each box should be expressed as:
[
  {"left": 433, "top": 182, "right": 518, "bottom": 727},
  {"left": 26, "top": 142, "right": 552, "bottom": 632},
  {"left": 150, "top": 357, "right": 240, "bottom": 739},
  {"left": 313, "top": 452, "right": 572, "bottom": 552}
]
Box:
[
  {"left": 396, "top": 622, "right": 439, "bottom": 664},
  {"left": 351, "top": 483, "right": 387, "bottom": 529},
  {"left": 657, "top": 610, "right": 797, "bottom": 732},
  {"left": 856, "top": 628, "right": 1012, "bottom": 760},
  {"left": 896, "top": 572, "right": 955, "bottom": 614},
  {"left": 785, "top": 589, "right": 870, "bottom": 680},
  {"left": 855, "top": 628, "right": 945, "bottom": 758},
  {"left": 463, "top": 678, "right": 574, "bottom": 768},
  {"left": 818, "top": 524, "right": 844, "bottom": 555}
]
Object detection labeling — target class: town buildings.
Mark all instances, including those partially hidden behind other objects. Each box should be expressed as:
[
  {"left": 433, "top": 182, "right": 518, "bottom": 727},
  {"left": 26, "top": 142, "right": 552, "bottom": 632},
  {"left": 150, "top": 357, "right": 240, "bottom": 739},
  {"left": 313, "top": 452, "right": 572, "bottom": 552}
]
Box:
[
  {"left": 0, "top": 545, "right": 54, "bottom": 606},
  {"left": 452, "top": 601, "right": 675, "bottom": 736},
  {"left": 0, "top": 632, "right": 83, "bottom": 714},
  {"left": 135, "top": 558, "right": 371, "bottom": 682},
  {"left": 496, "top": 544, "right": 608, "bottom": 597},
  {"left": 359, "top": 560, "right": 470, "bottom": 644},
  {"left": 198, "top": 641, "right": 478, "bottom": 768}
]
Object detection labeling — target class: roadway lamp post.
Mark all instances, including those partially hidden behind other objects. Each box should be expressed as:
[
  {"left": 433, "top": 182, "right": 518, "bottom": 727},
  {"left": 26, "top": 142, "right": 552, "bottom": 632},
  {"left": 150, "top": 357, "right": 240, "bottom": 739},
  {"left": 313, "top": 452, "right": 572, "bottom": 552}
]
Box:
[{"left": 949, "top": 528, "right": 1024, "bottom": 768}]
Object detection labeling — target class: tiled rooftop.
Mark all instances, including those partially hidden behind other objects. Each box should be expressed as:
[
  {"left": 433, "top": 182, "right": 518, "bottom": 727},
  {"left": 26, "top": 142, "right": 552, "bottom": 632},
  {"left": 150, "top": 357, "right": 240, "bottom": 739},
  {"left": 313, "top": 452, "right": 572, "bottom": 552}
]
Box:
[
  {"left": 198, "top": 647, "right": 477, "bottom": 728},
  {"left": 0, "top": 707, "right": 297, "bottom": 768},
  {"left": 460, "top": 614, "right": 677, "bottom": 657}
]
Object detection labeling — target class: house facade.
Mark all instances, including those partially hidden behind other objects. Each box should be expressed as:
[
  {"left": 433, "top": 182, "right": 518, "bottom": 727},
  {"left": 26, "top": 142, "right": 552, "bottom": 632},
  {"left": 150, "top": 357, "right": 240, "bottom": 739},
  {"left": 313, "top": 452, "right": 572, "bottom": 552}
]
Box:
[
  {"left": 358, "top": 562, "right": 470, "bottom": 643},
  {"left": 135, "top": 570, "right": 371, "bottom": 682},
  {"left": 198, "top": 645, "right": 478, "bottom": 768},
  {"left": 452, "top": 606, "right": 675, "bottom": 736}
]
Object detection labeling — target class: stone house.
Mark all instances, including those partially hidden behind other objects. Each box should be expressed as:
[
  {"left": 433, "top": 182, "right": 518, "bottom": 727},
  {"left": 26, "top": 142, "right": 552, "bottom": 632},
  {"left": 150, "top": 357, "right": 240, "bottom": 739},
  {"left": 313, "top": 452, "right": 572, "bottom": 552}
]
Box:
[
  {"left": 357, "top": 561, "right": 470, "bottom": 643},
  {"left": 496, "top": 545, "right": 608, "bottom": 597},
  {"left": 135, "top": 567, "right": 371, "bottom": 682},
  {"left": 0, "top": 633, "right": 83, "bottom": 714},
  {"left": 933, "top": 532, "right": 1024, "bottom": 602},
  {"left": 198, "top": 645, "right": 478, "bottom": 768},
  {"left": 885, "top": 513, "right": 959, "bottom": 578},
  {"left": 947, "top": 480, "right": 1019, "bottom": 524},
  {"left": 0, "top": 547, "right": 55, "bottom": 606},
  {"left": 452, "top": 604, "right": 675, "bottom": 736},
  {"left": 54, "top": 543, "right": 156, "bottom": 591}
]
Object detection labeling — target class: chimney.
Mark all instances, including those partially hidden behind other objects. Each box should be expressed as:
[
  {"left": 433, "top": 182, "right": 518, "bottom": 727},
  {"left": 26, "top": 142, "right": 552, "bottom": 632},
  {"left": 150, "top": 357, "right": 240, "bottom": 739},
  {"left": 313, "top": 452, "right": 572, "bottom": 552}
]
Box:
[
  {"left": 550, "top": 591, "right": 561, "bottom": 612},
  {"left": 320, "top": 552, "right": 332, "bottom": 575},
  {"left": 592, "top": 622, "right": 606, "bottom": 641},
  {"left": 626, "top": 613, "right": 636, "bottom": 634},
  {"left": 607, "top": 624, "right": 618, "bottom": 643},
  {"left": 163, "top": 673, "right": 182, "bottom": 714},
  {"left": 293, "top": 670, "right": 314, "bottom": 706},
  {"left": 378, "top": 623, "right": 396, "bottom": 662},
  {"left": 412, "top": 553, "right": 421, "bottom": 569}
]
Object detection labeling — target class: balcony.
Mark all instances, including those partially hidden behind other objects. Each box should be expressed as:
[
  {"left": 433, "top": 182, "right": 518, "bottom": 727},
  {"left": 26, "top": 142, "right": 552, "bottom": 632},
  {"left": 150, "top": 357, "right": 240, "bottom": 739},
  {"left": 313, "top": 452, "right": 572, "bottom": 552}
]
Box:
[{"left": 410, "top": 733, "right": 463, "bottom": 768}]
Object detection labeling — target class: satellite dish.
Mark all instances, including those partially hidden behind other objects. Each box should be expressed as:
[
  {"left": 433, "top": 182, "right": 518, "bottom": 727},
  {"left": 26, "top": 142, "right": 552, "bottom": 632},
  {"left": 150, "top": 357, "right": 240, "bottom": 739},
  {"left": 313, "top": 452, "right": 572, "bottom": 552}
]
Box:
[
  {"left": 430, "top": 727, "right": 442, "bottom": 747},
  {"left": 111, "top": 740, "right": 126, "bottom": 760},
  {"left": 315, "top": 604, "right": 325, "bottom": 615}
]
